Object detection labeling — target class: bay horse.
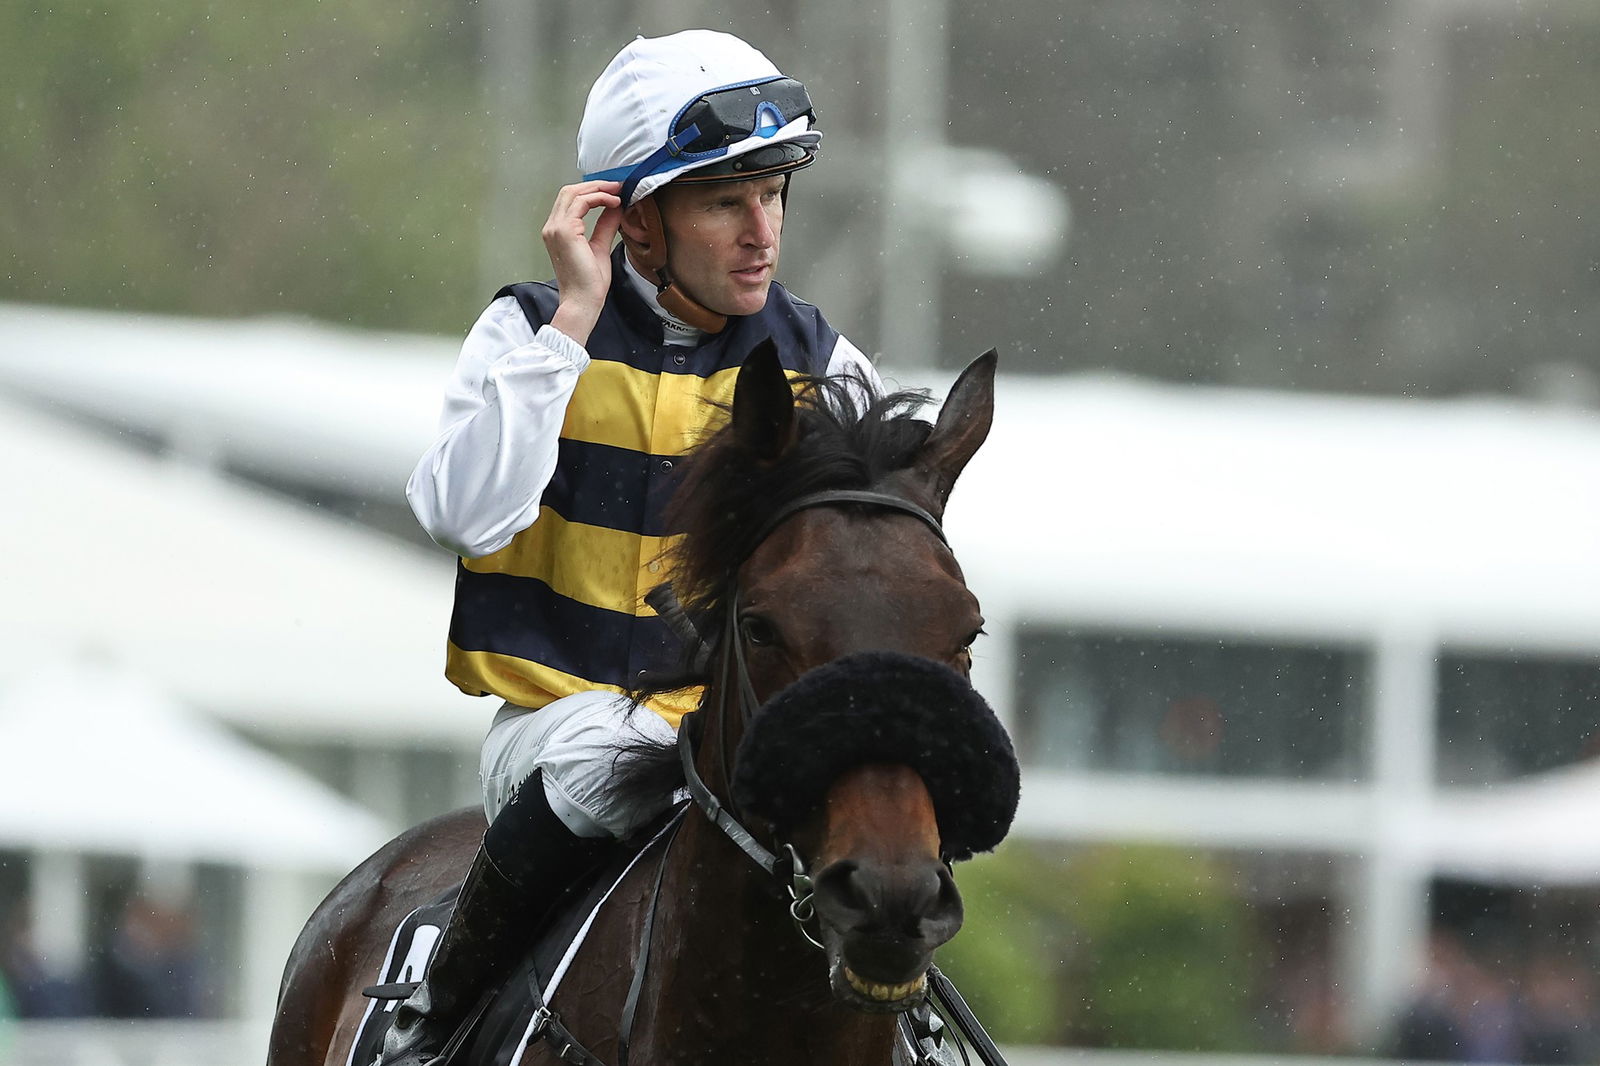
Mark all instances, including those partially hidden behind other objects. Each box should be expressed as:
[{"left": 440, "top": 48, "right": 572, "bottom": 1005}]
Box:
[{"left": 267, "top": 344, "right": 1016, "bottom": 1066}]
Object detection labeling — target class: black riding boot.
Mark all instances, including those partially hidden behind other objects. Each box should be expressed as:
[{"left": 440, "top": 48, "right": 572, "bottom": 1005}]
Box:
[{"left": 379, "top": 773, "right": 608, "bottom": 1066}]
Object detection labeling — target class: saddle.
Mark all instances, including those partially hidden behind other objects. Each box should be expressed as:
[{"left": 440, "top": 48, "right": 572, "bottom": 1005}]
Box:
[{"left": 349, "top": 815, "right": 676, "bottom": 1066}]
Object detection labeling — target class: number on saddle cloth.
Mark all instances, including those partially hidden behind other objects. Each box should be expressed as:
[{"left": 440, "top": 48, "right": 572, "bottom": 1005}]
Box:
[
  {"left": 349, "top": 828, "right": 668, "bottom": 1066},
  {"left": 349, "top": 887, "right": 459, "bottom": 1065}
]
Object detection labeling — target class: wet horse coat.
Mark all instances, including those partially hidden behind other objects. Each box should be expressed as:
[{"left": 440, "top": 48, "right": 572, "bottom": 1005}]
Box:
[{"left": 267, "top": 344, "right": 1010, "bottom": 1066}]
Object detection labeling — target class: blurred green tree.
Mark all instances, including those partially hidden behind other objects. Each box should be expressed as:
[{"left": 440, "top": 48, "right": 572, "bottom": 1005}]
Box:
[
  {"left": 0, "top": 1, "right": 500, "bottom": 332},
  {"left": 938, "top": 842, "right": 1263, "bottom": 1051}
]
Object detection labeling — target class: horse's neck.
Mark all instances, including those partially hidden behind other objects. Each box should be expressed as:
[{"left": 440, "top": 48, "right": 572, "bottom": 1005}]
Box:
[
  {"left": 637, "top": 812, "right": 897, "bottom": 1065},
  {"left": 613, "top": 689, "right": 898, "bottom": 1063}
]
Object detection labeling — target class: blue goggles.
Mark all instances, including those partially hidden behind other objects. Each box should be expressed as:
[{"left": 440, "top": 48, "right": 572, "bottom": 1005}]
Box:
[{"left": 587, "top": 76, "right": 817, "bottom": 205}]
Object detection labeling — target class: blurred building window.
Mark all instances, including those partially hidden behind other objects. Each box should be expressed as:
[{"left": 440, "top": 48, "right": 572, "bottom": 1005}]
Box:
[
  {"left": 1276, "top": 1, "right": 1389, "bottom": 147},
  {"left": 1436, "top": 652, "right": 1600, "bottom": 785},
  {"left": 1015, "top": 628, "right": 1368, "bottom": 779}
]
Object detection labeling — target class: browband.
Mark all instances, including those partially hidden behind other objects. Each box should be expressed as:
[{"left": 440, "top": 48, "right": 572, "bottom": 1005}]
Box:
[{"left": 748, "top": 489, "right": 947, "bottom": 553}]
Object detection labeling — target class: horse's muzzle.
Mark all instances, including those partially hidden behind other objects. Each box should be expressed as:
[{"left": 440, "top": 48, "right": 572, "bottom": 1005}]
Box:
[{"left": 812, "top": 854, "right": 964, "bottom": 997}]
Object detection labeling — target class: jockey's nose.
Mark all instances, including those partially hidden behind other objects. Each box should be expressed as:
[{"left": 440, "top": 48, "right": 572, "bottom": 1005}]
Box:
[{"left": 742, "top": 199, "right": 777, "bottom": 249}]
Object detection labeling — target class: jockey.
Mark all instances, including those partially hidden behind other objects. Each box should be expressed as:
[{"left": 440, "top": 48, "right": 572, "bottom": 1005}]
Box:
[{"left": 385, "top": 30, "right": 881, "bottom": 1066}]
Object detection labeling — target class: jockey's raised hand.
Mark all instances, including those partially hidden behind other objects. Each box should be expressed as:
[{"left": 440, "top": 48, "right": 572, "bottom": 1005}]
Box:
[{"left": 544, "top": 179, "right": 622, "bottom": 347}]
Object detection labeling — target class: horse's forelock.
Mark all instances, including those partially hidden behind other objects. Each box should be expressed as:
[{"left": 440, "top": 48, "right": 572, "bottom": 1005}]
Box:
[{"left": 659, "top": 373, "right": 936, "bottom": 637}]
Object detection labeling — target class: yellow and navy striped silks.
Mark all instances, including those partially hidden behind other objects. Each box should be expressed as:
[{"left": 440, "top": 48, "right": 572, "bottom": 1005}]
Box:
[{"left": 445, "top": 246, "right": 840, "bottom": 725}]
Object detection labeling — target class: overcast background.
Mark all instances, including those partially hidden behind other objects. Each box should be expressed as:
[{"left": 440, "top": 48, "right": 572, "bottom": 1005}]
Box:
[{"left": 3, "top": 2, "right": 1600, "bottom": 1063}]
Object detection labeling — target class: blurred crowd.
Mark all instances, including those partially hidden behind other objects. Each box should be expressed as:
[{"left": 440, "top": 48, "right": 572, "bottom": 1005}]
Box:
[
  {"left": 1394, "top": 929, "right": 1600, "bottom": 1065},
  {"left": 0, "top": 891, "right": 203, "bottom": 1020}
]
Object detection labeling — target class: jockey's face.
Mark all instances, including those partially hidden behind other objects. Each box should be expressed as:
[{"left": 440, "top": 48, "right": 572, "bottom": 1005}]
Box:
[{"left": 651, "top": 175, "right": 786, "bottom": 318}]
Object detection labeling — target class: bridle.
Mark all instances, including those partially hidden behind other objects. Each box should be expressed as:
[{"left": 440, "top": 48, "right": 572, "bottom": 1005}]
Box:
[
  {"left": 663, "top": 488, "right": 1008, "bottom": 1065},
  {"left": 696, "top": 493, "right": 946, "bottom": 820},
  {"left": 519, "top": 488, "right": 1007, "bottom": 1066},
  {"left": 664, "top": 490, "right": 948, "bottom": 939}
]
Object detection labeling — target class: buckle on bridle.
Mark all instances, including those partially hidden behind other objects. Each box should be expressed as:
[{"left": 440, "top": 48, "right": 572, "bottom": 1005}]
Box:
[{"left": 780, "top": 843, "right": 824, "bottom": 951}]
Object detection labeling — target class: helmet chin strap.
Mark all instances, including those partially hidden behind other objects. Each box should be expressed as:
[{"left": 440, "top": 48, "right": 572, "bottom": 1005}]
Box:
[{"left": 625, "top": 197, "right": 728, "bottom": 335}]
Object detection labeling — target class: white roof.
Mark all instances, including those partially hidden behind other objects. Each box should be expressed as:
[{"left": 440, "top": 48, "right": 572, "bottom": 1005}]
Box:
[
  {"left": 4, "top": 300, "right": 1599, "bottom": 683},
  {"left": 0, "top": 661, "right": 391, "bottom": 869},
  {"left": 7, "top": 303, "right": 1600, "bottom": 886},
  {"left": 0, "top": 301, "right": 450, "bottom": 499},
  {"left": 1419, "top": 761, "right": 1600, "bottom": 885},
  {"left": 1, "top": 393, "right": 480, "bottom": 743},
  {"left": 948, "top": 375, "right": 1600, "bottom": 651}
]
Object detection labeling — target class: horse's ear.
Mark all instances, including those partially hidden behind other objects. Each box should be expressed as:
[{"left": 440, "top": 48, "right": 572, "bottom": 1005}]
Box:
[
  {"left": 912, "top": 350, "right": 996, "bottom": 515},
  {"left": 731, "top": 338, "right": 796, "bottom": 461}
]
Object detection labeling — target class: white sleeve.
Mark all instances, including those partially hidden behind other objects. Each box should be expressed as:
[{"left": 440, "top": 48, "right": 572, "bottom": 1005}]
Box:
[
  {"left": 823, "top": 333, "right": 886, "bottom": 414},
  {"left": 824, "top": 334, "right": 884, "bottom": 391},
  {"left": 405, "top": 296, "right": 590, "bottom": 559}
]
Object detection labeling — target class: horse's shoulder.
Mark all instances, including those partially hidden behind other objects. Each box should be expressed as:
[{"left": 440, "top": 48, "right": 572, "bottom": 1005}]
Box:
[
  {"left": 359, "top": 807, "right": 484, "bottom": 905},
  {"left": 377, "top": 806, "right": 486, "bottom": 872},
  {"left": 299, "top": 808, "right": 482, "bottom": 958},
  {"left": 269, "top": 809, "right": 485, "bottom": 1065}
]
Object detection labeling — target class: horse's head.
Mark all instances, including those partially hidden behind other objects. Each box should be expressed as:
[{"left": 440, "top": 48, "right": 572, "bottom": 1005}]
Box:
[
  {"left": 657, "top": 341, "right": 1017, "bottom": 1013},
  {"left": 734, "top": 650, "right": 1019, "bottom": 1011},
  {"left": 720, "top": 345, "right": 995, "bottom": 698}
]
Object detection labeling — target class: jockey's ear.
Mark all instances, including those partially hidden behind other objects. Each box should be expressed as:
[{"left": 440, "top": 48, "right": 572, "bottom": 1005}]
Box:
[
  {"left": 732, "top": 338, "right": 796, "bottom": 462},
  {"left": 620, "top": 198, "right": 667, "bottom": 274},
  {"left": 908, "top": 350, "right": 997, "bottom": 518}
]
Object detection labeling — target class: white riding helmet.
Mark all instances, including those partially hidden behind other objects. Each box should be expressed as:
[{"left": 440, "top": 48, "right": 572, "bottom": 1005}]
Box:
[{"left": 578, "top": 30, "right": 821, "bottom": 209}]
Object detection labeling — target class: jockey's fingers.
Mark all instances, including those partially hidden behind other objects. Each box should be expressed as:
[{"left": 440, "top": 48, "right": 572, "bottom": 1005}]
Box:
[
  {"left": 588, "top": 205, "right": 622, "bottom": 252},
  {"left": 565, "top": 178, "right": 623, "bottom": 196},
  {"left": 543, "top": 189, "right": 623, "bottom": 244},
  {"left": 546, "top": 181, "right": 623, "bottom": 222}
]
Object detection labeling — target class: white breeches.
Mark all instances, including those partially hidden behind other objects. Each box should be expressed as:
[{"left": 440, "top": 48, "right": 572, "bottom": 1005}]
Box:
[{"left": 479, "top": 691, "right": 678, "bottom": 840}]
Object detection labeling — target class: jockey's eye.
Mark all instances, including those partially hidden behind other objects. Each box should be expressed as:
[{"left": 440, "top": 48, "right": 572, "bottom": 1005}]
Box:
[{"left": 739, "top": 615, "right": 778, "bottom": 648}]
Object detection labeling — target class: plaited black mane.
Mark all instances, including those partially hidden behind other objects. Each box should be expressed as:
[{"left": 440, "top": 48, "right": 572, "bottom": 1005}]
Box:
[{"left": 635, "top": 372, "right": 937, "bottom": 695}]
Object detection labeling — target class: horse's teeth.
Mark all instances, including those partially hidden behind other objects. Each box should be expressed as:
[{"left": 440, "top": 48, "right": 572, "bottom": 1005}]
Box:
[{"left": 843, "top": 967, "right": 927, "bottom": 1001}]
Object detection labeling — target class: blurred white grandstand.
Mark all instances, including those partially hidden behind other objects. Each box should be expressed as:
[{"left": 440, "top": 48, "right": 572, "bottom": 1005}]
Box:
[{"left": 2, "top": 301, "right": 1599, "bottom": 1063}]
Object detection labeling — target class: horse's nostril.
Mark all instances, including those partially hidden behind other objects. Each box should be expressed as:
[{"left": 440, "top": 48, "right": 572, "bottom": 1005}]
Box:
[
  {"left": 905, "top": 865, "right": 943, "bottom": 919},
  {"left": 926, "top": 865, "right": 964, "bottom": 934},
  {"left": 815, "top": 860, "right": 870, "bottom": 916},
  {"left": 937, "top": 864, "right": 961, "bottom": 910},
  {"left": 899, "top": 864, "right": 959, "bottom": 936},
  {"left": 815, "top": 859, "right": 962, "bottom": 938}
]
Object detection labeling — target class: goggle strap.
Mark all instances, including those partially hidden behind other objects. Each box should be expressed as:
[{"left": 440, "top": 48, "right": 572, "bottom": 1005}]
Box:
[
  {"left": 665, "top": 122, "right": 706, "bottom": 156},
  {"left": 618, "top": 133, "right": 725, "bottom": 206}
]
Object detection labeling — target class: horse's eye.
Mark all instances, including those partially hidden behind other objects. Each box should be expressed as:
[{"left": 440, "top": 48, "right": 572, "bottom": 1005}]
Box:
[{"left": 740, "top": 615, "right": 778, "bottom": 648}]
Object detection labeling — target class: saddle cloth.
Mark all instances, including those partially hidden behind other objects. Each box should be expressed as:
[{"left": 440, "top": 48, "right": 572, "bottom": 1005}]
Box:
[{"left": 346, "top": 826, "right": 668, "bottom": 1066}]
